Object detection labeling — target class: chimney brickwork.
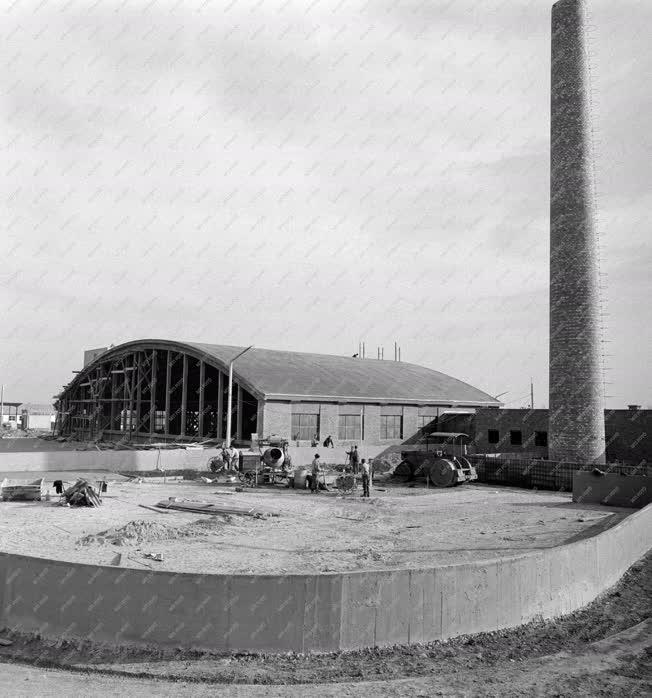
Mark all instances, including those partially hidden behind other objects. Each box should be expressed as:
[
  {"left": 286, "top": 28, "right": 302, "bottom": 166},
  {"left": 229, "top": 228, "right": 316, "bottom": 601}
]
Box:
[{"left": 549, "top": 0, "right": 606, "bottom": 463}]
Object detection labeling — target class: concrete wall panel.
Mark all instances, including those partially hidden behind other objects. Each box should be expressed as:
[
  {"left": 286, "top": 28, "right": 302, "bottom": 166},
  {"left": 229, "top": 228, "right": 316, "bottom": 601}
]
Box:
[
  {"left": 0, "top": 447, "right": 223, "bottom": 474},
  {"left": 0, "top": 505, "right": 650, "bottom": 654}
]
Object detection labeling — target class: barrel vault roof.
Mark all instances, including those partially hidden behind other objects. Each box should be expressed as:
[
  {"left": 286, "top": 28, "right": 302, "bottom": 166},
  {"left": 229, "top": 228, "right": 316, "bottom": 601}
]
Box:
[
  {"left": 72, "top": 340, "right": 500, "bottom": 407},
  {"left": 188, "top": 342, "right": 499, "bottom": 406}
]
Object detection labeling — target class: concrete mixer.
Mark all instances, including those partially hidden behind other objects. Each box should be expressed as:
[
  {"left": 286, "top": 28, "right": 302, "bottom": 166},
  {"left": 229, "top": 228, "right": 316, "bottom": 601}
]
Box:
[
  {"left": 395, "top": 432, "right": 477, "bottom": 487},
  {"left": 262, "top": 447, "right": 285, "bottom": 468}
]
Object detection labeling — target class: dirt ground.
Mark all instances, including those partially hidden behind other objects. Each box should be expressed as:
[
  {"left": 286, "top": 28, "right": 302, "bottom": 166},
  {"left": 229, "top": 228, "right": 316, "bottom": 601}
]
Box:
[
  {"left": 1, "top": 552, "right": 649, "bottom": 696},
  {"left": 0, "top": 478, "right": 631, "bottom": 574}
]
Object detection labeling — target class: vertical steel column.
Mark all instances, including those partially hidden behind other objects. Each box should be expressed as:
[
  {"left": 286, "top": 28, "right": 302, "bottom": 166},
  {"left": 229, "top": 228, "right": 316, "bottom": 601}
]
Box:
[
  {"left": 180, "top": 354, "right": 188, "bottom": 437},
  {"left": 135, "top": 352, "right": 142, "bottom": 436},
  {"left": 198, "top": 360, "right": 205, "bottom": 438},
  {"left": 149, "top": 349, "right": 157, "bottom": 436},
  {"left": 122, "top": 361, "right": 128, "bottom": 433},
  {"left": 127, "top": 358, "right": 136, "bottom": 439},
  {"left": 110, "top": 371, "right": 117, "bottom": 431},
  {"left": 236, "top": 384, "right": 243, "bottom": 440},
  {"left": 217, "top": 371, "right": 224, "bottom": 440},
  {"left": 164, "top": 350, "right": 172, "bottom": 436}
]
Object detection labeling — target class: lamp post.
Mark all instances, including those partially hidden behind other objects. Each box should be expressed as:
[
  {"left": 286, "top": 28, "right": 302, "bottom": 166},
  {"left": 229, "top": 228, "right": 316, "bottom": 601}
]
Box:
[{"left": 225, "top": 346, "right": 254, "bottom": 448}]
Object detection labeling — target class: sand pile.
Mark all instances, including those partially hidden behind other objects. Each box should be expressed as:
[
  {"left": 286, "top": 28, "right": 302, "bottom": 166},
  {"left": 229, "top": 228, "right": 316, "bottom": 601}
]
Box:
[
  {"left": 78, "top": 520, "right": 182, "bottom": 547},
  {"left": 78, "top": 516, "right": 234, "bottom": 547}
]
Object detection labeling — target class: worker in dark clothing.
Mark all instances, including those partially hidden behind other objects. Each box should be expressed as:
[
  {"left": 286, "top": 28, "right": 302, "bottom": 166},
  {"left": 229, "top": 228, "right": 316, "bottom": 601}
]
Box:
[
  {"left": 323, "top": 435, "right": 334, "bottom": 448},
  {"left": 310, "top": 454, "right": 321, "bottom": 493},
  {"left": 360, "top": 459, "right": 371, "bottom": 497},
  {"left": 346, "top": 445, "right": 360, "bottom": 474}
]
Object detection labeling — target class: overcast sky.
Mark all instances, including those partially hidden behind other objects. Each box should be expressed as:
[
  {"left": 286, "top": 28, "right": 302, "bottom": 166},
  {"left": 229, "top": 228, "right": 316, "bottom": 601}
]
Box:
[{"left": 2, "top": 0, "right": 650, "bottom": 408}]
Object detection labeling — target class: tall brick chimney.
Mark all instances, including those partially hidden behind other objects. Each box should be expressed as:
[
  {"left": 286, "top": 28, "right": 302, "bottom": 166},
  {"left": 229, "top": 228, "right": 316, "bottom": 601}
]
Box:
[{"left": 549, "top": 0, "right": 606, "bottom": 464}]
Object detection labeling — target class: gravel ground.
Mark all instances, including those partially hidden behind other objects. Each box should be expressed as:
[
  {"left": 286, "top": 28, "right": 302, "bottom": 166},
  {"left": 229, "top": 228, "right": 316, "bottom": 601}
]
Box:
[{"left": 0, "top": 479, "right": 630, "bottom": 575}]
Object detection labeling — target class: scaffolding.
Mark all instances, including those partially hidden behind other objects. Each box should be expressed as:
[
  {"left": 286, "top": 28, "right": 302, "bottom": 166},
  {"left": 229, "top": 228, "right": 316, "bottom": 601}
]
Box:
[{"left": 55, "top": 346, "right": 258, "bottom": 443}]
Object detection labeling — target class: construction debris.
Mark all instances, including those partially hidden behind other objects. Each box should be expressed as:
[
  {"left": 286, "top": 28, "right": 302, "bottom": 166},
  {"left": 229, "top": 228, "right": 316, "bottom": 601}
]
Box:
[
  {"left": 144, "top": 552, "right": 163, "bottom": 561},
  {"left": 63, "top": 479, "right": 102, "bottom": 507},
  {"left": 155, "top": 499, "right": 279, "bottom": 518},
  {"left": 1, "top": 478, "right": 46, "bottom": 501}
]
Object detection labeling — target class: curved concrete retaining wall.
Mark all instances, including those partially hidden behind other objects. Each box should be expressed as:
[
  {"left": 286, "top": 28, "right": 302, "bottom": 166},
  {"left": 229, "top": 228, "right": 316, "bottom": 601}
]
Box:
[
  {"left": 0, "top": 448, "right": 222, "bottom": 474},
  {"left": 0, "top": 445, "right": 387, "bottom": 472},
  {"left": 0, "top": 505, "right": 650, "bottom": 653}
]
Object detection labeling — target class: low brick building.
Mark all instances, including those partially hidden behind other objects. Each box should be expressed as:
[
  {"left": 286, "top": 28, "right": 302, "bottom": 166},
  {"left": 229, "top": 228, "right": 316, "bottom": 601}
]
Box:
[
  {"left": 473, "top": 406, "right": 650, "bottom": 466},
  {"left": 55, "top": 339, "right": 500, "bottom": 447}
]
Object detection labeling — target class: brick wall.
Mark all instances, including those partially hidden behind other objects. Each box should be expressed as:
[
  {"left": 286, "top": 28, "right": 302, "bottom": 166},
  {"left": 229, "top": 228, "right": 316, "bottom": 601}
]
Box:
[
  {"left": 320, "top": 404, "right": 339, "bottom": 443},
  {"left": 472, "top": 407, "right": 651, "bottom": 466},
  {"left": 259, "top": 400, "right": 457, "bottom": 448},
  {"left": 549, "top": 0, "right": 606, "bottom": 463},
  {"left": 363, "top": 404, "right": 380, "bottom": 443},
  {"left": 261, "top": 402, "right": 291, "bottom": 440}
]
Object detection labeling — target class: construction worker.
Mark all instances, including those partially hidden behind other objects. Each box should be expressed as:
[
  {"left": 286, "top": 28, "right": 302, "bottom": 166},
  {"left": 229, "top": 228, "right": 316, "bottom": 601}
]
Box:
[
  {"left": 222, "top": 443, "right": 239, "bottom": 471},
  {"left": 346, "top": 445, "right": 360, "bottom": 474},
  {"left": 323, "top": 435, "right": 334, "bottom": 448},
  {"left": 229, "top": 445, "right": 240, "bottom": 471},
  {"left": 310, "top": 453, "right": 321, "bottom": 493},
  {"left": 361, "top": 458, "right": 371, "bottom": 497}
]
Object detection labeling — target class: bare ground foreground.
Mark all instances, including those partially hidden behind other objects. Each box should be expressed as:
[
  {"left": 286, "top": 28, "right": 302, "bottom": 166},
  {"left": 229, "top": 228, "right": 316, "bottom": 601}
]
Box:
[
  {"left": 0, "top": 553, "right": 650, "bottom": 696},
  {"left": 0, "top": 479, "right": 633, "bottom": 574}
]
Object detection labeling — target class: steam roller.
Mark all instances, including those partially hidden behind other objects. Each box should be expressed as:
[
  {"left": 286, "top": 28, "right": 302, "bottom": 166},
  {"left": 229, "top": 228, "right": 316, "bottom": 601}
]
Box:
[
  {"left": 420, "top": 455, "right": 477, "bottom": 487},
  {"left": 394, "top": 432, "right": 478, "bottom": 487}
]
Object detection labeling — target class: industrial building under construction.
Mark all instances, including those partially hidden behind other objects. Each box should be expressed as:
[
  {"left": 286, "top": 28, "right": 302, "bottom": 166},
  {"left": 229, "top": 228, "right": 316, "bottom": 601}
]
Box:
[{"left": 54, "top": 339, "right": 500, "bottom": 446}]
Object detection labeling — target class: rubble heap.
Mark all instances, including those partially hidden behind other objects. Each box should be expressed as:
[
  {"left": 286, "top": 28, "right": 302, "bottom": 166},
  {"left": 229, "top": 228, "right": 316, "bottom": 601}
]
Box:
[{"left": 64, "top": 479, "right": 102, "bottom": 507}]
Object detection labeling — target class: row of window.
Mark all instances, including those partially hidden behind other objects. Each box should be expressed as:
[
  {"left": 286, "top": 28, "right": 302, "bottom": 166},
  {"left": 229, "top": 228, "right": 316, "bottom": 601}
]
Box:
[
  {"left": 487, "top": 429, "right": 548, "bottom": 447},
  {"left": 290, "top": 414, "right": 406, "bottom": 441}
]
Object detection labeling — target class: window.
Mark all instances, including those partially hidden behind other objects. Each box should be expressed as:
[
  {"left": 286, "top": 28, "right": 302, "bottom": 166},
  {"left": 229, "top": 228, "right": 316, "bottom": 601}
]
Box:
[
  {"left": 291, "top": 414, "right": 319, "bottom": 441},
  {"left": 510, "top": 430, "right": 523, "bottom": 446},
  {"left": 488, "top": 429, "right": 500, "bottom": 444},
  {"left": 418, "top": 415, "right": 437, "bottom": 430},
  {"left": 338, "top": 414, "right": 361, "bottom": 441},
  {"left": 381, "top": 415, "right": 402, "bottom": 439},
  {"left": 535, "top": 431, "right": 548, "bottom": 447}
]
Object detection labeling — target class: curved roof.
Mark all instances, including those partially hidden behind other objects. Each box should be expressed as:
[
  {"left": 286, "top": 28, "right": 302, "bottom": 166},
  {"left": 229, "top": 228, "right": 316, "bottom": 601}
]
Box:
[{"left": 70, "top": 340, "right": 500, "bottom": 407}]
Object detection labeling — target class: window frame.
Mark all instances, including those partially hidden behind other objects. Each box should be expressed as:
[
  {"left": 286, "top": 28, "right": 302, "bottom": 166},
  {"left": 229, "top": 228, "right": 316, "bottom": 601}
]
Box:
[
  {"left": 338, "top": 414, "right": 362, "bottom": 441},
  {"left": 487, "top": 429, "right": 500, "bottom": 444},
  {"left": 534, "top": 430, "right": 548, "bottom": 447},
  {"left": 510, "top": 430, "right": 523, "bottom": 446},
  {"left": 380, "top": 414, "right": 403, "bottom": 440},
  {"left": 291, "top": 413, "right": 320, "bottom": 441},
  {"left": 417, "top": 415, "right": 437, "bottom": 431}
]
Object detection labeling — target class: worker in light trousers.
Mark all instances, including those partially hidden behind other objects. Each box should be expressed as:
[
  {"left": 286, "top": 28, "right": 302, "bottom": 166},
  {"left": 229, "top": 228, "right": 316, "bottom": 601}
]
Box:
[{"left": 361, "top": 458, "right": 371, "bottom": 497}]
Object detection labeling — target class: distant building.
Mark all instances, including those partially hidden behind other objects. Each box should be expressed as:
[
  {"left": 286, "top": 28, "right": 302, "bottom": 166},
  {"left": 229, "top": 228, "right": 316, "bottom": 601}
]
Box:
[
  {"left": 0, "top": 402, "right": 22, "bottom": 430},
  {"left": 54, "top": 339, "right": 500, "bottom": 445},
  {"left": 473, "top": 405, "right": 650, "bottom": 466}
]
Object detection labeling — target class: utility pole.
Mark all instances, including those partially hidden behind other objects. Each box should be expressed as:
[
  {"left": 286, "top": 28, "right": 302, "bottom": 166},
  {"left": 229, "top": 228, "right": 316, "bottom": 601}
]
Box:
[
  {"left": 225, "top": 346, "right": 254, "bottom": 448},
  {"left": 0, "top": 384, "right": 3, "bottom": 430}
]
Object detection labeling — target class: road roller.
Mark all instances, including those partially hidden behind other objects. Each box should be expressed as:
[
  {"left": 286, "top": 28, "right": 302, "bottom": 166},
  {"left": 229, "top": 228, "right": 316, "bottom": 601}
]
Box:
[{"left": 395, "top": 432, "right": 477, "bottom": 487}]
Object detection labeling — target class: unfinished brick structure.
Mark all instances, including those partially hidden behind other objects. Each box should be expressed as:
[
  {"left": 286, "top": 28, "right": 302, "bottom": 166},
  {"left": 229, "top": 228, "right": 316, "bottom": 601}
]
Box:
[{"left": 549, "top": 0, "right": 606, "bottom": 463}]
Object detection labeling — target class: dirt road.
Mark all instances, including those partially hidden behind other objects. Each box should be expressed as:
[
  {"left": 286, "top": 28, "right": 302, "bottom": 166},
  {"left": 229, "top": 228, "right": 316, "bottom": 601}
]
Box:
[{"left": 1, "top": 618, "right": 649, "bottom": 697}]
